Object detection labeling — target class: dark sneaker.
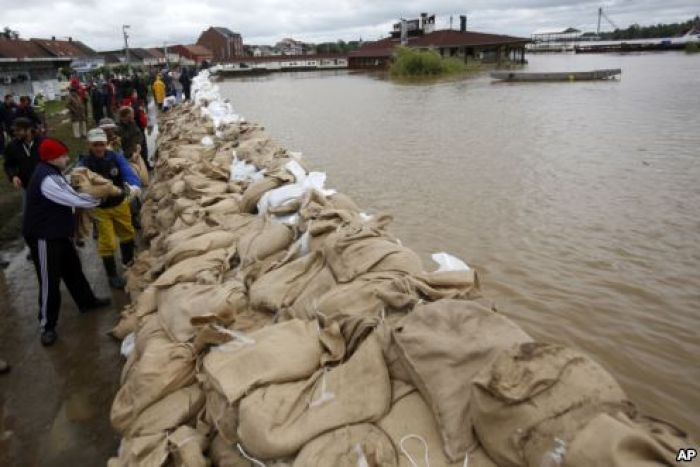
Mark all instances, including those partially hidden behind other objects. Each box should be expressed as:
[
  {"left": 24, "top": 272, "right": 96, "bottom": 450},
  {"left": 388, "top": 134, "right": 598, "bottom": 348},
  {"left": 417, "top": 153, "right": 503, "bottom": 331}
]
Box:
[
  {"left": 41, "top": 330, "right": 57, "bottom": 347},
  {"left": 0, "top": 359, "right": 10, "bottom": 374},
  {"left": 79, "top": 297, "right": 111, "bottom": 313},
  {"left": 108, "top": 275, "right": 126, "bottom": 290}
]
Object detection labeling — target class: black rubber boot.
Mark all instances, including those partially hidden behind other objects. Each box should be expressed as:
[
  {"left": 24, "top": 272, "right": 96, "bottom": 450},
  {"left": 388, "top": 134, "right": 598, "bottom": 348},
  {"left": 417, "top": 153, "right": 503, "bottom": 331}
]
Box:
[
  {"left": 120, "top": 240, "right": 135, "bottom": 266},
  {"left": 79, "top": 297, "right": 111, "bottom": 314},
  {"left": 102, "top": 256, "right": 125, "bottom": 289},
  {"left": 41, "top": 329, "right": 57, "bottom": 347}
]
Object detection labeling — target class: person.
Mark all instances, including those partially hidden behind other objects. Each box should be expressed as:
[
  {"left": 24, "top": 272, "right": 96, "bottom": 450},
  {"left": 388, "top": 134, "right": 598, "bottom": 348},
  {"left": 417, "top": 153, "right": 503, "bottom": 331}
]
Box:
[
  {"left": 179, "top": 67, "right": 192, "bottom": 101},
  {"left": 152, "top": 74, "right": 166, "bottom": 110},
  {"left": 23, "top": 137, "right": 111, "bottom": 346},
  {"left": 116, "top": 106, "right": 144, "bottom": 162},
  {"left": 32, "top": 92, "right": 47, "bottom": 130},
  {"left": 1, "top": 94, "right": 19, "bottom": 140},
  {"left": 67, "top": 89, "right": 87, "bottom": 138},
  {"left": 90, "top": 84, "right": 105, "bottom": 125},
  {"left": 3, "top": 117, "right": 41, "bottom": 192},
  {"left": 98, "top": 117, "right": 122, "bottom": 153},
  {"left": 170, "top": 67, "right": 183, "bottom": 103},
  {"left": 78, "top": 128, "right": 141, "bottom": 289},
  {"left": 16, "top": 96, "right": 42, "bottom": 131}
]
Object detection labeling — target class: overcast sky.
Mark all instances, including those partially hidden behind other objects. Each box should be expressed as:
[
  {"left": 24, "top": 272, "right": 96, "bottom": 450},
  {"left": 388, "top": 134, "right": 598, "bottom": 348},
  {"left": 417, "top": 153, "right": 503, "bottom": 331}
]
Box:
[{"left": 1, "top": 0, "right": 698, "bottom": 50}]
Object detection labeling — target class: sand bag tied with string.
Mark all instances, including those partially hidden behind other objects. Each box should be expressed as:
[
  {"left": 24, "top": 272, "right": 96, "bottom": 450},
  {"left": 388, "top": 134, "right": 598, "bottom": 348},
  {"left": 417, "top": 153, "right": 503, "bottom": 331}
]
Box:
[
  {"left": 237, "top": 333, "right": 392, "bottom": 459},
  {"left": 470, "top": 342, "right": 630, "bottom": 467},
  {"left": 202, "top": 319, "right": 325, "bottom": 404},
  {"left": 293, "top": 423, "right": 398, "bottom": 467},
  {"left": 392, "top": 299, "right": 533, "bottom": 462}
]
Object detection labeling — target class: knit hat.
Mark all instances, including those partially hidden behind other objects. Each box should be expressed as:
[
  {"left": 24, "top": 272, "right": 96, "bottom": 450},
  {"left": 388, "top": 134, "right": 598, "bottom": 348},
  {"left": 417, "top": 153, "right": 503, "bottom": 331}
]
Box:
[
  {"left": 38, "top": 138, "right": 70, "bottom": 162},
  {"left": 87, "top": 128, "right": 108, "bottom": 143},
  {"left": 98, "top": 117, "right": 117, "bottom": 129}
]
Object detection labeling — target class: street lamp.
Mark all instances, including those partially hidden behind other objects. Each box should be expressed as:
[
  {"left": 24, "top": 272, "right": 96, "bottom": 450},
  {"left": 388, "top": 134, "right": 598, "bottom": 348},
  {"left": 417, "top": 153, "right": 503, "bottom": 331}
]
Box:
[{"left": 122, "top": 25, "right": 131, "bottom": 66}]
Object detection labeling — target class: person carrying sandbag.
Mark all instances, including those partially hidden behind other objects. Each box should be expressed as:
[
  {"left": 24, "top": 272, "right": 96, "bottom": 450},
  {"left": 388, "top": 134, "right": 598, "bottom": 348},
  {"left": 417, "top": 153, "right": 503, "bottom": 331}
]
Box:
[
  {"left": 78, "top": 128, "right": 141, "bottom": 289},
  {"left": 23, "top": 138, "right": 111, "bottom": 346}
]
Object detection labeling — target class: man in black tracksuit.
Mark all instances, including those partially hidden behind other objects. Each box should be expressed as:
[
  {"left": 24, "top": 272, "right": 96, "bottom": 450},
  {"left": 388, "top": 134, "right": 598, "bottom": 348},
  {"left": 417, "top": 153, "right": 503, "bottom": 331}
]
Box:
[
  {"left": 23, "top": 137, "right": 111, "bottom": 346},
  {"left": 3, "top": 117, "right": 41, "bottom": 191}
]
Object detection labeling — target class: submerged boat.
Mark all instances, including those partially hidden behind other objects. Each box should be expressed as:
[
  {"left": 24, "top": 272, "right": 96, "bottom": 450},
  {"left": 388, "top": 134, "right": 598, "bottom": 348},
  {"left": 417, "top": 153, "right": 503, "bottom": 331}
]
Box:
[{"left": 490, "top": 68, "right": 621, "bottom": 82}]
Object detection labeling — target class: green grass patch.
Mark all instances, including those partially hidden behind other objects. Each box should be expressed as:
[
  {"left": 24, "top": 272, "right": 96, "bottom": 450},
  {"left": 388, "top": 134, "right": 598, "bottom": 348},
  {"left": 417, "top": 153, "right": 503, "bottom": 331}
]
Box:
[
  {"left": 390, "top": 46, "right": 475, "bottom": 79},
  {"left": 685, "top": 42, "right": 700, "bottom": 54}
]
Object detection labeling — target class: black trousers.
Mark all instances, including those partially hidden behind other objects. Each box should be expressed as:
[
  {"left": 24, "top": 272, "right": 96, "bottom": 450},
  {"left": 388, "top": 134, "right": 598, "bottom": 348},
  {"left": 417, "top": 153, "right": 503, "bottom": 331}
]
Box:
[{"left": 26, "top": 237, "right": 98, "bottom": 332}]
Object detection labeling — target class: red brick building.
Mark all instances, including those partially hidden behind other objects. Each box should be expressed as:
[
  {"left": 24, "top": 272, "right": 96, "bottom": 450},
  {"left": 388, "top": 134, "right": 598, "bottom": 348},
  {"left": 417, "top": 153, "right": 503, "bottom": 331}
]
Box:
[{"left": 196, "top": 27, "right": 244, "bottom": 62}]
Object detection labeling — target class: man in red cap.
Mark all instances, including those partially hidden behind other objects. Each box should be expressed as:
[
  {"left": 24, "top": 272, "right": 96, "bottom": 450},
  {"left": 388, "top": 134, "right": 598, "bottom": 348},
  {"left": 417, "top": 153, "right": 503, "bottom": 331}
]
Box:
[{"left": 23, "top": 137, "right": 111, "bottom": 346}]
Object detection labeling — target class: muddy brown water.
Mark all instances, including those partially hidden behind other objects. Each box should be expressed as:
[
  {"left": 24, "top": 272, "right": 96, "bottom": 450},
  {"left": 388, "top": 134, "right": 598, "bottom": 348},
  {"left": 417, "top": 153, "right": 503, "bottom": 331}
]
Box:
[{"left": 220, "top": 53, "right": 700, "bottom": 438}]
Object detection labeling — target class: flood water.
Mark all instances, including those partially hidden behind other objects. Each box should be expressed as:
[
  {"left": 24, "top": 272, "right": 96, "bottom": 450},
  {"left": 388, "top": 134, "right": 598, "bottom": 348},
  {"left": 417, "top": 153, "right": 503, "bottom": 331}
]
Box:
[{"left": 220, "top": 53, "right": 700, "bottom": 438}]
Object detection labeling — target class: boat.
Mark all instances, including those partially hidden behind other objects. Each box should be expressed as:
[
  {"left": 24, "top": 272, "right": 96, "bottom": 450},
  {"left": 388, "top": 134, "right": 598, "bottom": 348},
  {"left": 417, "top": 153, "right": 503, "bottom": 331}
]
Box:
[{"left": 490, "top": 68, "right": 621, "bottom": 82}]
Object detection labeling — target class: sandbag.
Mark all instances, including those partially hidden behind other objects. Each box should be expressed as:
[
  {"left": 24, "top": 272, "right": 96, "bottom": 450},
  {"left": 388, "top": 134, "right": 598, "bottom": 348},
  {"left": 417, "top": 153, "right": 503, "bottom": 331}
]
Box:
[
  {"left": 237, "top": 217, "right": 294, "bottom": 267},
  {"left": 239, "top": 177, "right": 282, "bottom": 213},
  {"left": 168, "top": 425, "right": 208, "bottom": 467},
  {"left": 564, "top": 411, "right": 692, "bottom": 467},
  {"left": 111, "top": 331, "right": 196, "bottom": 434},
  {"left": 471, "top": 342, "right": 629, "bottom": 467},
  {"left": 157, "top": 281, "right": 247, "bottom": 343},
  {"left": 237, "top": 333, "right": 391, "bottom": 459},
  {"left": 129, "top": 151, "right": 150, "bottom": 187},
  {"left": 152, "top": 247, "right": 235, "bottom": 288},
  {"left": 108, "top": 433, "right": 169, "bottom": 467},
  {"left": 393, "top": 299, "right": 533, "bottom": 462},
  {"left": 163, "top": 230, "right": 238, "bottom": 267},
  {"left": 127, "top": 384, "right": 205, "bottom": 437},
  {"left": 248, "top": 250, "right": 327, "bottom": 313},
  {"left": 203, "top": 319, "right": 324, "bottom": 404},
  {"left": 70, "top": 166, "right": 122, "bottom": 199},
  {"left": 378, "top": 391, "right": 497, "bottom": 467},
  {"left": 293, "top": 424, "right": 397, "bottom": 467}
]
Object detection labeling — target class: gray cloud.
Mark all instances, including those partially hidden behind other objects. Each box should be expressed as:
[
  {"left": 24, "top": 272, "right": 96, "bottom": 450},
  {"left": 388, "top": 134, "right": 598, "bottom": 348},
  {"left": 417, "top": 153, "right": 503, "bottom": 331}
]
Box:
[{"left": 0, "top": 0, "right": 697, "bottom": 50}]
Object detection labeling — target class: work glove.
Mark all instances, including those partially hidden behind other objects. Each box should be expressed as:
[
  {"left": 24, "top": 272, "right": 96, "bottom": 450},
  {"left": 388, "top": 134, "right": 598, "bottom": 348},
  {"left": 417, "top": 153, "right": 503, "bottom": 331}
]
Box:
[{"left": 124, "top": 184, "right": 141, "bottom": 202}]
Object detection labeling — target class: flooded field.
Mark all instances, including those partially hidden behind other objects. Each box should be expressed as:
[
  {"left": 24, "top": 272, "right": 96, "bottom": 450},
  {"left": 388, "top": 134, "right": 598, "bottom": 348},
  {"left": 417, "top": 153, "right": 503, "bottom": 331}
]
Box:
[{"left": 220, "top": 52, "right": 700, "bottom": 437}]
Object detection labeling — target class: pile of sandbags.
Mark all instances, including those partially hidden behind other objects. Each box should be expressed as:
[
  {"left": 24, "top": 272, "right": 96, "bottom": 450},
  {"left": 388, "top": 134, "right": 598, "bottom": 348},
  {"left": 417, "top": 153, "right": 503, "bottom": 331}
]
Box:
[{"left": 108, "top": 74, "right": 693, "bottom": 467}]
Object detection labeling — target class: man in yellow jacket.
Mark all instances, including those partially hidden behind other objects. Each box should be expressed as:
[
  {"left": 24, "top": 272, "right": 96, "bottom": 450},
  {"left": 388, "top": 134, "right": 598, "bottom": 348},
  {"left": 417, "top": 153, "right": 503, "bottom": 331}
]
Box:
[{"left": 152, "top": 74, "right": 166, "bottom": 110}]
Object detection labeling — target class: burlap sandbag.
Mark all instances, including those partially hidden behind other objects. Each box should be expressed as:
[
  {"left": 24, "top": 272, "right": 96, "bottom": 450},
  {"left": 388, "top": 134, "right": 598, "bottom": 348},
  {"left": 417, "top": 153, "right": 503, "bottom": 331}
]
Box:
[
  {"left": 204, "top": 388, "right": 239, "bottom": 444},
  {"left": 378, "top": 391, "right": 497, "bottom": 467},
  {"left": 111, "top": 332, "right": 196, "bottom": 434},
  {"left": 107, "top": 433, "right": 169, "bottom": 467},
  {"left": 293, "top": 424, "right": 397, "bottom": 466},
  {"left": 471, "top": 342, "right": 629, "bottom": 467},
  {"left": 248, "top": 250, "right": 327, "bottom": 313},
  {"left": 157, "top": 281, "right": 247, "bottom": 343},
  {"left": 209, "top": 434, "right": 249, "bottom": 467},
  {"left": 163, "top": 230, "right": 238, "bottom": 268},
  {"left": 152, "top": 247, "right": 235, "bottom": 288},
  {"left": 324, "top": 226, "right": 423, "bottom": 283},
  {"left": 237, "top": 216, "right": 294, "bottom": 267},
  {"left": 564, "top": 411, "right": 692, "bottom": 467},
  {"left": 393, "top": 299, "right": 533, "bottom": 462},
  {"left": 168, "top": 425, "right": 208, "bottom": 467},
  {"left": 70, "top": 166, "right": 122, "bottom": 199},
  {"left": 239, "top": 177, "right": 282, "bottom": 213},
  {"left": 203, "top": 319, "right": 324, "bottom": 404},
  {"left": 129, "top": 152, "right": 150, "bottom": 187},
  {"left": 237, "top": 333, "right": 391, "bottom": 459},
  {"left": 126, "top": 384, "right": 205, "bottom": 437}
]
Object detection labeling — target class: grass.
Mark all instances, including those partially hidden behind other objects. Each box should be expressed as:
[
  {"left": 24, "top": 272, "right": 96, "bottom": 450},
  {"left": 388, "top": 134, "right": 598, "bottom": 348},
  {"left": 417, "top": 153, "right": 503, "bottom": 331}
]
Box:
[
  {"left": 390, "top": 47, "right": 470, "bottom": 78},
  {"left": 685, "top": 42, "right": 700, "bottom": 54},
  {"left": 0, "top": 97, "right": 95, "bottom": 249}
]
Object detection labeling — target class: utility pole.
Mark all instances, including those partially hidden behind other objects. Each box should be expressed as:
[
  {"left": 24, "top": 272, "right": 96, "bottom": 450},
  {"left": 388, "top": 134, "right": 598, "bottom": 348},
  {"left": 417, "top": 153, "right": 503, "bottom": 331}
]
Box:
[
  {"left": 122, "top": 25, "right": 131, "bottom": 66},
  {"left": 597, "top": 7, "right": 602, "bottom": 36}
]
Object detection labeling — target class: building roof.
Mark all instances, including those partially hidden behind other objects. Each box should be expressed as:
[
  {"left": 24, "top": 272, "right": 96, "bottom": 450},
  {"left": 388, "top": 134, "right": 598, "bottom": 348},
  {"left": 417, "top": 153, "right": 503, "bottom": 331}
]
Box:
[
  {"left": 0, "top": 39, "right": 72, "bottom": 61},
  {"left": 30, "top": 38, "right": 96, "bottom": 58},
  {"left": 350, "top": 29, "right": 529, "bottom": 58},
  {"left": 146, "top": 47, "right": 166, "bottom": 58},
  {"left": 128, "top": 48, "right": 154, "bottom": 61},
  {"left": 213, "top": 27, "right": 240, "bottom": 38},
  {"left": 179, "top": 44, "right": 213, "bottom": 57},
  {"left": 220, "top": 53, "right": 347, "bottom": 63},
  {"left": 532, "top": 27, "right": 581, "bottom": 35}
]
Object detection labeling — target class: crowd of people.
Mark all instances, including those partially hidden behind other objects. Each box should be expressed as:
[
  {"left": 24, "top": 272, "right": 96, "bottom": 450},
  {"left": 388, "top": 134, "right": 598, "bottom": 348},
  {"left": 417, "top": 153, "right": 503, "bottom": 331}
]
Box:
[{"left": 0, "top": 65, "right": 193, "bottom": 363}]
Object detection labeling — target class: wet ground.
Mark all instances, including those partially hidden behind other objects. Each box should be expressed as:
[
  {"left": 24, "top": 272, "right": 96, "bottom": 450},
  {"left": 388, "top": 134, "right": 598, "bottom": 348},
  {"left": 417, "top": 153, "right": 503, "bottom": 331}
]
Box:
[{"left": 0, "top": 239, "right": 127, "bottom": 466}]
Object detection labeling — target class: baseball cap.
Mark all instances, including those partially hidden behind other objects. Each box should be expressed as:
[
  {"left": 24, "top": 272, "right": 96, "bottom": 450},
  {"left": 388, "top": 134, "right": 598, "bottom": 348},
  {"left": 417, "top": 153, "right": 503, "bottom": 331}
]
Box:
[{"left": 87, "top": 128, "right": 108, "bottom": 143}]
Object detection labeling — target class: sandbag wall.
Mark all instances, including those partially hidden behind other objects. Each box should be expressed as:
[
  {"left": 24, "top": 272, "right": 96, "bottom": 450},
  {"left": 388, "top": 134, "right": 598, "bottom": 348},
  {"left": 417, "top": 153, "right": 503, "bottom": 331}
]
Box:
[{"left": 108, "top": 71, "right": 693, "bottom": 467}]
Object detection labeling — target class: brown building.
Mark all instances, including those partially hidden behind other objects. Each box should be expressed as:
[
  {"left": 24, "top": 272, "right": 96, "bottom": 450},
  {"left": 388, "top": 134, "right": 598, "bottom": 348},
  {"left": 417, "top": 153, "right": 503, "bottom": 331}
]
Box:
[
  {"left": 170, "top": 44, "right": 214, "bottom": 65},
  {"left": 349, "top": 16, "right": 529, "bottom": 69},
  {"left": 196, "top": 27, "right": 244, "bottom": 62}
]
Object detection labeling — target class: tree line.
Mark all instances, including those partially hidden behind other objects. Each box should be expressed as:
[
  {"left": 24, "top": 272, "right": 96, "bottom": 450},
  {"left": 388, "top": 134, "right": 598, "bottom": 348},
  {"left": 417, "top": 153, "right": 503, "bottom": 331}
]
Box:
[{"left": 599, "top": 16, "right": 699, "bottom": 40}]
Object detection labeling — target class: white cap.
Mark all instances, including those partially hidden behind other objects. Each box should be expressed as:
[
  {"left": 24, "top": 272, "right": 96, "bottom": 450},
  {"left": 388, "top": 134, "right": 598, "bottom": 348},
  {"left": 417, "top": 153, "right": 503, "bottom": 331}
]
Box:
[{"left": 87, "top": 128, "right": 108, "bottom": 143}]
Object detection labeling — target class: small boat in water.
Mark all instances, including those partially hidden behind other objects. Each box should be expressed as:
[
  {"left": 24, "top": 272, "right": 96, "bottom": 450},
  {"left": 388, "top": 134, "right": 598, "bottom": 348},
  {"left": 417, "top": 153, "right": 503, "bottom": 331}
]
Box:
[{"left": 490, "top": 68, "right": 621, "bottom": 82}]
